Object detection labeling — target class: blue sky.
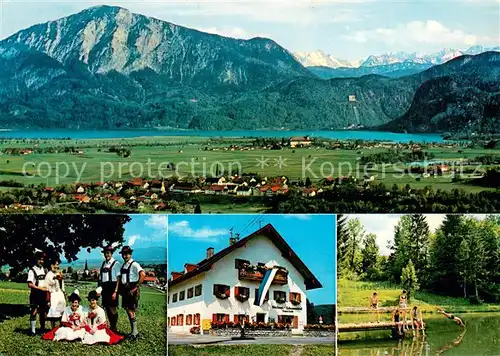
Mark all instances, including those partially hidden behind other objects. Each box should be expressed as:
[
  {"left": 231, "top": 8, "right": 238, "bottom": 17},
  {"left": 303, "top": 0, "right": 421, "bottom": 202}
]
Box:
[
  {"left": 168, "top": 214, "right": 336, "bottom": 305},
  {"left": 72, "top": 214, "right": 167, "bottom": 265},
  {"left": 0, "top": 0, "right": 498, "bottom": 60}
]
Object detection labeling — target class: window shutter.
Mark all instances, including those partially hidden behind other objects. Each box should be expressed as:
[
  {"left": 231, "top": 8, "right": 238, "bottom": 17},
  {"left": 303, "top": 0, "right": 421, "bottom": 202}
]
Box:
[
  {"left": 224, "top": 314, "right": 229, "bottom": 322},
  {"left": 235, "top": 286, "right": 239, "bottom": 296},
  {"left": 289, "top": 292, "right": 292, "bottom": 301},
  {"left": 212, "top": 314, "right": 217, "bottom": 323},
  {"left": 234, "top": 315, "right": 239, "bottom": 323}
]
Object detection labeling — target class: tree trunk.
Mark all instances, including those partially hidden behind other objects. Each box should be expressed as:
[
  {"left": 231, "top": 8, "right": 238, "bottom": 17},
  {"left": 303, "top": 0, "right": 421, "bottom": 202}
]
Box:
[
  {"left": 463, "top": 277, "right": 467, "bottom": 298},
  {"left": 475, "top": 280, "right": 479, "bottom": 299}
]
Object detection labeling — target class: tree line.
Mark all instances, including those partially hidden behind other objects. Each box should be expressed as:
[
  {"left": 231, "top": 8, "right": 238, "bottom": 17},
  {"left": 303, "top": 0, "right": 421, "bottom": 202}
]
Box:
[{"left": 337, "top": 214, "right": 500, "bottom": 303}]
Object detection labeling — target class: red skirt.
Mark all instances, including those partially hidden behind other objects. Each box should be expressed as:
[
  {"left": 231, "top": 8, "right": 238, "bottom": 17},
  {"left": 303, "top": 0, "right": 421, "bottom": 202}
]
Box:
[
  {"left": 105, "top": 327, "right": 125, "bottom": 345},
  {"left": 42, "top": 326, "right": 59, "bottom": 340}
]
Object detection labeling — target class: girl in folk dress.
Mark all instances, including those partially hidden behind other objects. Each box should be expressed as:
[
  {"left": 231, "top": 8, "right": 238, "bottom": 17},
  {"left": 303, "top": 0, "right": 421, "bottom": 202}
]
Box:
[
  {"left": 43, "top": 290, "right": 86, "bottom": 342},
  {"left": 82, "top": 289, "right": 124, "bottom": 345},
  {"left": 45, "top": 258, "right": 66, "bottom": 329}
]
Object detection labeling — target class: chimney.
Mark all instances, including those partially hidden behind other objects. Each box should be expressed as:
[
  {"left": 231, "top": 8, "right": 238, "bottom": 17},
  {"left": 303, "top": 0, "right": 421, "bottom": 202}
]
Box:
[
  {"left": 229, "top": 237, "right": 237, "bottom": 246},
  {"left": 206, "top": 247, "right": 214, "bottom": 259}
]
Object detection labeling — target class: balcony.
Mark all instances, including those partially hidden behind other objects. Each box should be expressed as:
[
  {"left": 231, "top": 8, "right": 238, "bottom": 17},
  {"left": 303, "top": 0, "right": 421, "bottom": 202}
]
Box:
[{"left": 238, "top": 266, "right": 288, "bottom": 285}]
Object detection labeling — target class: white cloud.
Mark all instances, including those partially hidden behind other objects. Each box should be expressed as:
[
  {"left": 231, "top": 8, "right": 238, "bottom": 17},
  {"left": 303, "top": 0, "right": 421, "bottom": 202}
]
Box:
[
  {"left": 127, "top": 234, "right": 140, "bottom": 247},
  {"left": 284, "top": 214, "right": 312, "bottom": 221},
  {"left": 145, "top": 215, "right": 168, "bottom": 233},
  {"left": 169, "top": 220, "right": 229, "bottom": 242},
  {"left": 344, "top": 20, "right": 499, "bottom": 47}
]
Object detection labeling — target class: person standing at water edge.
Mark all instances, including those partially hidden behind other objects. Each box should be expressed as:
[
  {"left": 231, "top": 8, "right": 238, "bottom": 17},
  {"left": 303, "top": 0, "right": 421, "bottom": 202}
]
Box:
[
  {"left": 27, "top": 251, "right": 49, "bottom": 335},
  {"left": 118, "top": 246, "right": 145, "bottom": 340},
  {"left": 98, "top": 245, "right": 121, "bottom": 332},
  {"left": 45, "top": 257, "right": 66, "bottom": 329}
]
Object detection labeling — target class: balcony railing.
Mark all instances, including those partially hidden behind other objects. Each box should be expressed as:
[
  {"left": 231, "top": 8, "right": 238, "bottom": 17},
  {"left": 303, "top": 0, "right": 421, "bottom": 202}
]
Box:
[{"left": 238, "top": 268, "right": 288, "bottom": 285}]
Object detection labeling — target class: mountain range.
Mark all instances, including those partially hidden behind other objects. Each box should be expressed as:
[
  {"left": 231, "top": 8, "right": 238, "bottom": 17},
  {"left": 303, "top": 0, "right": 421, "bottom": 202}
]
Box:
[
  {"left": 0, "top": 5, "right": 498, "bottom": 135},
  {"left": 294, "top": 46, "right": 500, "bottom": 79}
]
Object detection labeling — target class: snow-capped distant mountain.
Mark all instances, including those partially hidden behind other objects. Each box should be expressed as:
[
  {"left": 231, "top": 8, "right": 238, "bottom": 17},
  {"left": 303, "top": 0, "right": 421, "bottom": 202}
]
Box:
[
  {"left": 293, "top": 50, "right": 361, "bottom": 68},
  {"left": 295, "top": 46, "right": 500, "bottom": 69}
]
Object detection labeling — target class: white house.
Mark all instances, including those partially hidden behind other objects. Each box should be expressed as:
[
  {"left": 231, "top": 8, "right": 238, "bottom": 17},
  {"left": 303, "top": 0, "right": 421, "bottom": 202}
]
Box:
[{"left": 167, "top": 224, "right": 322, "bottom": 335}]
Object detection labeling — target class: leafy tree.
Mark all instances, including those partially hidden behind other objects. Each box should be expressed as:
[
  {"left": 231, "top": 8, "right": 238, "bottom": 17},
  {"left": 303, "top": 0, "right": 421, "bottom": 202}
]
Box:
[
  {"left": 0, "top": 215, "right": 131, "bottom": 273},
  {"left": 344, "top": 218, "right": 364, "bottom": 275},
  {"left": 361, "top": 233, "right": 379, "bottom": 279},
  {"left": 401, "top": 260, "right": 419, "bottom": 302},
  {"left": 194, "top": 204, "right": 202, "bottom": 214}
]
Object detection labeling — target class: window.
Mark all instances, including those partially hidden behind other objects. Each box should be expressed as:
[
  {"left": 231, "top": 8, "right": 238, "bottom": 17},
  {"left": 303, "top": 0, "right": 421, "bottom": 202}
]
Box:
[
  {"left": 256, "top": 313, "right": 266, "bottom": 323},
  {"left": 274, "top": 291, "right": 286, "bottom": 303},
  {"left": 187, "top": 287, "right": 194, "bottom": 299},
  {"left": 177, "top": 314, "right": 184, "bottom": 326},
  {"left": 254, "top": 288, "right": 269, "bottom": 302},
  {"left": 194, "top": 313, "right": 200, "bottom": 325},
  {"left": 212, "top": 313, "right": 229, "bottom": 323},
  {"left": 186, "top": 314, "right": 193, "bottom": 325},
  {"left": 235, "top": 286, "right": 250, "bottom": 302},
  {"left": 171, "top": 317, "right": 177, "bottom": 326},
  {"left": 172, "top": 293, "right": 178, "bottom": 303},
  {"left": 195, "top": 284, "right": 202, "bottom": 296},
  {"left": 179, "top": 290, "right": 185, "bottom": 301},
  {"left": 234, "top": 314, "right": 250, "bottom": 324},
  {"left": 213, "top": 284, "right": 230, "bottom": 299},
  {"left": 235, "top": 258, "right": 250, "bottom": 269},
  {"left": 289, "top": 292, "right": 302, "bottom": 305}
]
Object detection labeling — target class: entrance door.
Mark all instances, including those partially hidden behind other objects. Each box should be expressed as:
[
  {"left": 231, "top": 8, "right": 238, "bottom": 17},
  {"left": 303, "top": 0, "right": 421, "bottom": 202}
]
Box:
[
  {"left": 293, "top": 316, "right": 298, "bottom": 329},
  {"left": 256, "top": 313, "right": 266, "bottom": 323}
]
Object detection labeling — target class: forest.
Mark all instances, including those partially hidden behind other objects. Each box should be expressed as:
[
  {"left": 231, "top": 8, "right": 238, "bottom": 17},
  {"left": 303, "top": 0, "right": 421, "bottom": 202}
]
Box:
[{"left": 337, "top": 214, "right": 500, "bottom": 303}]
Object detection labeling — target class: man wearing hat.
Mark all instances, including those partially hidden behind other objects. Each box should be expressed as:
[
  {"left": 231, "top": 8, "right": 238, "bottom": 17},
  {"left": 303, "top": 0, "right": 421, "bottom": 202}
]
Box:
[
  {"left": 27, "top": 251, "right": 49, "bottom": 335},
  {"left": 98, "top": 245, "right": 121, "bottom": 332},
  {"left": 118, "top": 246, "right": 145, "bottom": 340}
]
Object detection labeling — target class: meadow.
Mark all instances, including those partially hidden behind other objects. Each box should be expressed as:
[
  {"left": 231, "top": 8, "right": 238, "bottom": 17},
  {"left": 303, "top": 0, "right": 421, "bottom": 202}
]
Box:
[
  {"left": 1, "top": 136, "right": 498, "bottom": 194},
  {"left": 0, "top": 281, "right": 166, "bottom": 355},
  {"left": 337, "top": 279, "right": 500, "bottom": 313}
]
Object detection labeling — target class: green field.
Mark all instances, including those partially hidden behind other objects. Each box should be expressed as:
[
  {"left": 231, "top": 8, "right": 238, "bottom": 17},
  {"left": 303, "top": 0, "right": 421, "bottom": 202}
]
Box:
[
  {"left": 168, "top": 344, "right": 335, "bottom": 356},
  {"left": 0, "top": 281, "right": 166, "bottom": 355},
  {"left": 338, "top": 279, "right": 500, "bottom": 313},
  {"left": 0, "top": 136, "right": 498, "bottom": 193}
]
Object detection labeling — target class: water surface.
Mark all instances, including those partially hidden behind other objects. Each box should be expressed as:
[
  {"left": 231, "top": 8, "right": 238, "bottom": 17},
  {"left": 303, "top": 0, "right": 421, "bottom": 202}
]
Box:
[
  {"left": 0, "top": 129, "right": 444, "bottom": 143},
  {"left": 338, "top": 312, "right": 500, "bottom": 355}
]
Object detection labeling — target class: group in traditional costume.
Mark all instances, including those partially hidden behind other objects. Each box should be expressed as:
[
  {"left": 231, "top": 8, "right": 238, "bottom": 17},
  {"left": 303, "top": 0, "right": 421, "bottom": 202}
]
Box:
[{"left": 43, "top": 289, "right": 123, "bottom": 345}]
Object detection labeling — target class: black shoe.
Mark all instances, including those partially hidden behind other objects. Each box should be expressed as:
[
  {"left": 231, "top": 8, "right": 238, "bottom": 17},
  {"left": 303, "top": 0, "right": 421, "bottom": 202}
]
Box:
[
  {"left": 127, "top": 333, "right": 139, "bottom": 341},
  {"left": 29, "top": 331, "right": 37, "bottom": 336}
]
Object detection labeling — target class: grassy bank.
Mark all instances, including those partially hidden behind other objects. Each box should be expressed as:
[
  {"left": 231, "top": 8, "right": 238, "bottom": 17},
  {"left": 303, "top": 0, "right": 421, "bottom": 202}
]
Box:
[
  {"left": 0, "top": 281, "right": 166, "bottom": 355},
  {"left": 338, "top": 279, "right": 500, "bottom": 313},
  {"left": 168, "top": 344, "right": 335, "bottom": 355}
]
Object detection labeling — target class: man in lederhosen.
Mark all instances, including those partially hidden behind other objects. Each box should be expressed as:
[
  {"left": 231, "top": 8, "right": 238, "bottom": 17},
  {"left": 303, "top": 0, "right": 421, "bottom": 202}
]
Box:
[
  {"left": 98, "top": 246, "right": 121, "bottom": 332},
  {"left": 118, "top": 246, "right": 145, "bottom": 340},
  {"left": 27, "top": 251, "right": 49, "bottom": 336}
]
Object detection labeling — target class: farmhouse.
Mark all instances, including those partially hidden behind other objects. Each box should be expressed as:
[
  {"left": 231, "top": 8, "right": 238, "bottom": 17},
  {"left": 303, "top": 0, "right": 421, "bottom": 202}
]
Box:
[
  {"left": 289, "top": 136, "right": 312, "bottom": 148},
  {"left": 167, "top": 224, "right": 322, "bottom": 335}
]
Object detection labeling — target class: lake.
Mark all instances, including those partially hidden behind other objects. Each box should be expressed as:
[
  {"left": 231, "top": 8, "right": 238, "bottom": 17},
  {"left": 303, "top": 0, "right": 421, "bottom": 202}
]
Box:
[
  {"left": 338, "top": 312, "right": 500, "bottom": 355},
  {"left": 0, "top": 129, "right": 444, "bottom": 143}
]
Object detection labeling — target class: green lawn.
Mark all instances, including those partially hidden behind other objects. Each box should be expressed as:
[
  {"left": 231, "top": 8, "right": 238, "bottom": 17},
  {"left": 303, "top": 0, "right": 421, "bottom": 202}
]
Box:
[
  {"left": 168, "top": 344, "right": 335, "bottom": 355},
  {"left": 338, "top": 279, "right": 500, "bottom": 313},
  {"left": 0, "top": 281, "right": 166, "bottom": 355},
  {"left": 1, "top": 136, "right": 499, "bottom": 193}
]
